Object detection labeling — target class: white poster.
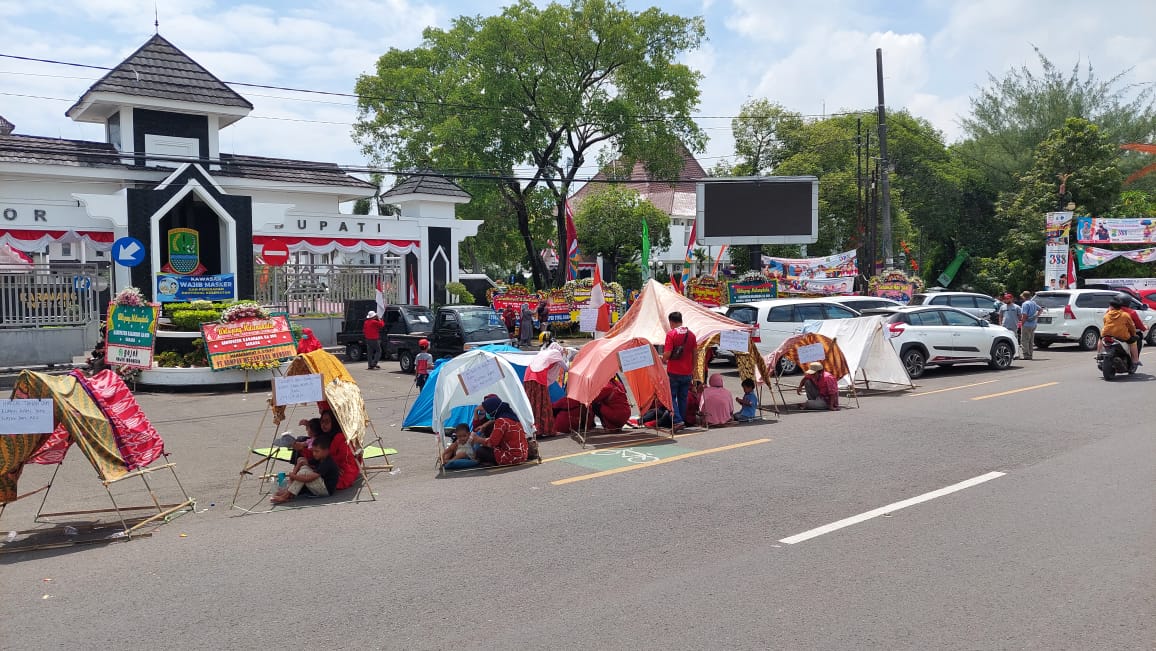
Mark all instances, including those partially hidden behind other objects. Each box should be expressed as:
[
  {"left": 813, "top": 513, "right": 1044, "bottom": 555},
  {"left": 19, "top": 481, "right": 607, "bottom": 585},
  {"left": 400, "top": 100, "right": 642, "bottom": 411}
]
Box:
[
  {"left": 0, "top": 399, "right": 55, "bottom": 435},
  {"left": 796, "top": 342, "right": 826, "bottom": 365},
  {"left": 1044, "top": 211, "right": 1073, "bottom": 290},
  {"left": 273, "top": 374, "right": 324, "bottom": 406},
  {"left": 578, "top": 308, "right": 598, "bottom": 333},
  {"left": 617, "top": 345, "right": 655, "bottom": 372},
  {"left": 458, "top": 358, "right": 505, "bottom": 395},
  {"left": 718, "top": 329, "right": 750, "bottom": 352}
]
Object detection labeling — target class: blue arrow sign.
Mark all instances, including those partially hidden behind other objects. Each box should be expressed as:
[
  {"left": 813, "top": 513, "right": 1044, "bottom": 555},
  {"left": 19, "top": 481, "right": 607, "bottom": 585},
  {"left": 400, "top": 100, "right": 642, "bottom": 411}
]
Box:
[{"left": 112, "top": 236, "right": 146, "bottom": 268}]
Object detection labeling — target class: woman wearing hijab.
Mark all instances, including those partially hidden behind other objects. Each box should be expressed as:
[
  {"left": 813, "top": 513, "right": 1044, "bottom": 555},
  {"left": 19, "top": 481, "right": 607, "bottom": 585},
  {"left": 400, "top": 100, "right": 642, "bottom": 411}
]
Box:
[
  {"left": 296, "top": 328, "right": 323, "bottom": 354},
  {"left": 469, "top": 396, "right": 530, "bottom": 465},
  {"left": 591, "top": 376, "right": 631, "bottom": 431},
  {"left": 317, "top": 409, "right": 360, "bottom": 490},
  {"left": 518, "top": 304, "right": 534, "bottom": 347},
  {"left": 523, "top": 339, "right": 568, "bottom": 437},
  {"left": 699, "top": 373, "right": 734, "bottom": 427}
]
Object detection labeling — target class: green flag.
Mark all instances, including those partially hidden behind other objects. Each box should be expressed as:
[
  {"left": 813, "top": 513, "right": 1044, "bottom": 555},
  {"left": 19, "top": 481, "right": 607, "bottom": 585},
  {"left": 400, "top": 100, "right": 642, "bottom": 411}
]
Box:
[{"left": 641, "top": 219, "right": 651, "bottom": 277}]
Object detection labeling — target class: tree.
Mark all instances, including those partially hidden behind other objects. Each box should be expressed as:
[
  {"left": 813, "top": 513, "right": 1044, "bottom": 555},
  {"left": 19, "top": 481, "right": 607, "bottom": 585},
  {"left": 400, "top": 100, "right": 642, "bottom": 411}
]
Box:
[
  {"left": 351, "top": 173, "right": 400, "bottom": 216},
  {"left": 574, "top": 186, "right": 670, "bottom": 281},
  {"left": 456, "top": 182, "right": 555, "bottom": 277},
  {"left": 730, "top": 99, "right": 805, "bottom": 175},
  {"left": 354, "top": 0, "right": 706, "bottom": 289}
]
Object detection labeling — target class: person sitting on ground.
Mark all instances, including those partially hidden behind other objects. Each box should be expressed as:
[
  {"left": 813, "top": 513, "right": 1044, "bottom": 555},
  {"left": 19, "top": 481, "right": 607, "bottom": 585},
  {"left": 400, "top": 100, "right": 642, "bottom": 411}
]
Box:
[
  {"left": 685, "top": 379, "right": 702, "bottom": 427},
  {"left": 734, "top": 378, "right": 759, "bottom": 422},
  {"left": 698, "top": 373, "right": 734, "bottom": 427},
  {"left": 552, "top": 396, "right": 589, "bottom": 434},
  {"left": 1101, "top": 298, "right": 1140, "bottom": 365},
  {"left": 270, "top": 437, "right": 339, "bottom": 504},
  {"left": 638, "top": 396, "right": 673, "bottom": 429},
  {"left": 469, "top": 396, "right": 530, "bottom": 466},
  {"left": 317, "top": 409, "right": 361, "bottom": 490},
  {"left": 795, "top": 362, "right": 840, "bottom": 411},
  {"left": 441, "top": 424, "right": 479, "bottom": 466},
  {"left": 591, "top": 376, "right": 632, "bottom": 432},
  {"left": 414, "top": 339, "right": 433, "bottom": 389},
  {"left": 296, "top": 327, "right": 323, "bottom": 355},
  {"left": 284, "top": 417, "right": 323, "bottom": 464}
]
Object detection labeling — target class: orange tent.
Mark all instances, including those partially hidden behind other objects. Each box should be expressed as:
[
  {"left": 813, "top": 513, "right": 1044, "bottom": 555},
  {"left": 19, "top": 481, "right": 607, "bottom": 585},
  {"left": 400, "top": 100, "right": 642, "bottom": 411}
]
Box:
[
  {"left": 766, "top": 333, "right": 851, "bottom": 380},
  {"left": 607, "top": 279, "right": 747, "bottom": 347},
  {"left": 566, "top": 336, "right": 672, "bottom": 418}
]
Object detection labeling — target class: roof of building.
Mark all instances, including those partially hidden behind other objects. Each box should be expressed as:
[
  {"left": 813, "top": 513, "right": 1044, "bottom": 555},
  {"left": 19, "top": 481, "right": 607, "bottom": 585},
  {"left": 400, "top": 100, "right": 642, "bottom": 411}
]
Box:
[
  {"left": 68, "top": 34, "right": 253, "bottom": 115},
  {"left": 570, "top": 143, "right": 707, "bottom": 217},
  {"left": 381, "top": 173, "right": 471, "bottom": 199},
  {"left": 0, "top": 134, "right": 374, "bottom": 189},
  {"left": 0, "top": 114, "right": 13, "bottom": 136}
]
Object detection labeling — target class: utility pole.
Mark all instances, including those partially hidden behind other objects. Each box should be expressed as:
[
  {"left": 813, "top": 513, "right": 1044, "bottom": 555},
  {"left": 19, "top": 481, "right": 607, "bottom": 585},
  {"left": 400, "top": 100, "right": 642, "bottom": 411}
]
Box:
[
  {"left": 875, "top": 47, "right": 894, "bottom": 269},
  {"left": 856, "top": 117, "right": 864, "bottom": 283}
]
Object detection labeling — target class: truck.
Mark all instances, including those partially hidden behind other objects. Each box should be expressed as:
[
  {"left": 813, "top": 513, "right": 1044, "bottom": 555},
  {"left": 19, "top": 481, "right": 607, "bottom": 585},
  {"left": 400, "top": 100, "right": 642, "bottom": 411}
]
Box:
[
  {"left": 336, "top": 300, "right": 434, "bottom": 362},
  {"left": 392, "top": 305, "right": 512, "bottom": 372}
]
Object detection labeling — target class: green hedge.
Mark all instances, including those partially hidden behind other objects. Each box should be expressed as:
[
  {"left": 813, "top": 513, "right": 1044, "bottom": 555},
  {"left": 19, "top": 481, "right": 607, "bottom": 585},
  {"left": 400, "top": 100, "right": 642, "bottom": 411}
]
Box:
[{"left": 171, "top": 309, "right": 224, "bottom": 331}]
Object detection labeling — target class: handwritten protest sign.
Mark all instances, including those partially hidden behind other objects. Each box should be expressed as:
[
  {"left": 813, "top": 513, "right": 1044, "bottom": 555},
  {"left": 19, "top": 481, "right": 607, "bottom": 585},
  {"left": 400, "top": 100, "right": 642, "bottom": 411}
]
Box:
[
  {"left": 0, "top": 399, "right": 55, "bottom": 435},
  {"left": 273, "top": 374, "right": 324, "bottom": 406},
  {"left": 796, "top": 342, "right": 826, "bottom": 365},
  {"left": 617, "top": 344, "right": 655, "bottom": 372},
  {"left": 459, "top": 358, "right": 504, "bottom": 395},
  {"left": 578, "top": 308, "right": 598, "bottom": 333},
  {"left": 718, "top": 329, "right": 750, "bottom": 352}
]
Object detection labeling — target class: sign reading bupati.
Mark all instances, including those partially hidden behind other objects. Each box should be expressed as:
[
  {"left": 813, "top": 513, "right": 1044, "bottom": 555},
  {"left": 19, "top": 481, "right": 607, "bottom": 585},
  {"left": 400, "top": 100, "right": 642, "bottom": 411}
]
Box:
[
  {"left": 1075, "top": 216, "right": 1156, "bottom": 245},
  {"left": 156, "top": 273, "right": 236, "bottom": 302},
  {"left": 1044, "top": 211, "right": 1073, "bottom": 290},
  {"left": 105, "top": 303, "right": 159, "bottom": 369},
  {"left": 201, "top": 316, "right": 296, "bottom": 371},
  {"left": 727, "top": 279, "right": 778, "bottom": 303}
]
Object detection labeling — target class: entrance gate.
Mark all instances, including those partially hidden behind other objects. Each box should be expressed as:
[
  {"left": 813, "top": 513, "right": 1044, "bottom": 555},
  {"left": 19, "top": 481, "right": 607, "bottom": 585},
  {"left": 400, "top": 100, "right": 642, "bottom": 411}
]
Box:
[{"left": 254, "top": 258, "right": 402, "bottom": 316}]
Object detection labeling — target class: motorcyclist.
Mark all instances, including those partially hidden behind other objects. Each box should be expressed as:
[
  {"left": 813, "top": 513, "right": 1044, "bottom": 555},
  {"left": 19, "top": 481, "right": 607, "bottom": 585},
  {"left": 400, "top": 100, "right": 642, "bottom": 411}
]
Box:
[
  {"left": 1119, "top": 299, "right": 1147, "bottom": 355},
  {"left": 1101, "top": 298, "right": 1139, "bottom": 366}
]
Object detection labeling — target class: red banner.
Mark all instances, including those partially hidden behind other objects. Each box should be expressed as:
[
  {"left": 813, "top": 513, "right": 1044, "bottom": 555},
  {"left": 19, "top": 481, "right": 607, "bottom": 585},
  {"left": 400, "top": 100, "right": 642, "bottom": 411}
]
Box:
[{"left": 201, "top": 316, "right": 296, "bottom": 370}]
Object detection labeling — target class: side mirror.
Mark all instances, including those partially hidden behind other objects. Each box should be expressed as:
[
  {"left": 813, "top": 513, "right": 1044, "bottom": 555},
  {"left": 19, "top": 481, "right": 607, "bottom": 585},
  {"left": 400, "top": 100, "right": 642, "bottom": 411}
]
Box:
[{"left": 978, "top": 320, "right": 989, "bottom": 327}]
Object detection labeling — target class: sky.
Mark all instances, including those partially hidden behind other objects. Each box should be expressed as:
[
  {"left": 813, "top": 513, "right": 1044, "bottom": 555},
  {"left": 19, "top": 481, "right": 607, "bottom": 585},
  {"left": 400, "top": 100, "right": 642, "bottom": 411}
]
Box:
[{"left": 2, "top": 0, "right": 1155, "bottom": 181}]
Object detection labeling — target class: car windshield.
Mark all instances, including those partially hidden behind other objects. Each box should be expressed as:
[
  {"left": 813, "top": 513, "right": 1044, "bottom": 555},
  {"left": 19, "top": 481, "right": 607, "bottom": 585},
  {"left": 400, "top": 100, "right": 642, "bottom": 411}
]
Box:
[
  {"left": 404, "top": 309, "right": 433, "bottom": 325},
  {"left": 457, "top": 310, "right": 508, "bottom": 342},
  {"left": 909, "top": 294, "right": 928, "bottom": 305},
  {"left": 1035, "top": 292, "right": 1070, "bottom": 308}
]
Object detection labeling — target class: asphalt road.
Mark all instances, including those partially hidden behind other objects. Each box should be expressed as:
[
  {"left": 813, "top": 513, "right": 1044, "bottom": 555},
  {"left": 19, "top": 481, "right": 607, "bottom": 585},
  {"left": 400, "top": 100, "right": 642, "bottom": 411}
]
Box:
[{"left": 1, "top": 345, "right": 1153, "bottom": 650}]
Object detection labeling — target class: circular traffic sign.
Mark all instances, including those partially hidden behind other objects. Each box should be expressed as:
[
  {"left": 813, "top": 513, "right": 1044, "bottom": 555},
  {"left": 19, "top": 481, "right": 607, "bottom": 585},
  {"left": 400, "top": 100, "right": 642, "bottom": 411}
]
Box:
[
  {"left": 261, "top": 241, "right": 290, "bottom": 266},
  {"left": 112, "top": 236, "right": 146, "bottom": 268}
]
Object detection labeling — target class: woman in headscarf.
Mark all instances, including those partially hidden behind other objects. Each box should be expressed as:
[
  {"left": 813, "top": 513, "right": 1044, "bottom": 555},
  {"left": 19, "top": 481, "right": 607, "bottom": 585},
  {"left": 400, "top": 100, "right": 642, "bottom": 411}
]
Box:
[
  {"left": 523, "top": 339, "right": 568, "bottom": 438},
  {"left": 469, "top": 396, "right": 530, "bottom": 466},
  {"left": 296, "top": 327, "right": 323, "bottom": 354},
  {"left": 518, "top": 304, "right": 534, "bottom": 347},
  {"left": 591, "top": 376, "right": 631, "bottom": 431},
  {"left": 699, "top": 373, "right": 734, "bottom": 426},
  {"left": 317, "top": 409, "right": 360, "bottom": 490}
]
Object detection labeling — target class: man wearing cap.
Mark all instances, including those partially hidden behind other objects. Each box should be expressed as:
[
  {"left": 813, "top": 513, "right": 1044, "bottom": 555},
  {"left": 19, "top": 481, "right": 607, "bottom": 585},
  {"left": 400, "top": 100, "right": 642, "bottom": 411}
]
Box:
[
  {"left": 795, "top": 362, "right": 839, "bottom": 411},
  {"left": 1018, "top": 291, "right": 1042, "bottom": 359},
  {"left": 998, "top": 293, "right": 1021, "bottom": 332},
  {"left": 363, "top": 310, "right": 385, "bottom": 370}
]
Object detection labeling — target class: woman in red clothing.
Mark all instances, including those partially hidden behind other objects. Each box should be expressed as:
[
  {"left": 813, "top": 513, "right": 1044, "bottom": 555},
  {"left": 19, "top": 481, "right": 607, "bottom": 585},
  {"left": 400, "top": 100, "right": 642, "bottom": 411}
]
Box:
[
  {"left": 469, "top": 396, "right": 529, "bottom": 466},
  {"left": 591, "top": 376, "right": 631, "bottom": 431},
  {"left": 318, "top": 409, "right": 360, "bottom": 490},
  {"left": 296, "top": 327, "right": 323, "bottom": 354}
]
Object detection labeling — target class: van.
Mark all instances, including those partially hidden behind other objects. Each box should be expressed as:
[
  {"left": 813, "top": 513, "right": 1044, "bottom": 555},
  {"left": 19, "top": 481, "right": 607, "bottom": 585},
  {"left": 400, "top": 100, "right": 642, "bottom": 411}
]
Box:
[{"left": 1033, "top": 289, "right": 1155, "bottom": 350}]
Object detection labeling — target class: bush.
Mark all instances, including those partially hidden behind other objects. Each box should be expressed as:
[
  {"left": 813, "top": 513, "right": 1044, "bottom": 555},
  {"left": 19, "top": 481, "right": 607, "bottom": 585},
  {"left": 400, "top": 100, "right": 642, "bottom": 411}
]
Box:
[
  {"left": 184, "top": 339, "right": 208, "bottom": 367},
  {"left": 446, "top": 281, "right": 475, "bottom": 305},
  {"left": 155, "top": 351, "right": 184, "bottom": 368},
  {"left": 171, "top": 309, "right": 223, "bottom": 331}
]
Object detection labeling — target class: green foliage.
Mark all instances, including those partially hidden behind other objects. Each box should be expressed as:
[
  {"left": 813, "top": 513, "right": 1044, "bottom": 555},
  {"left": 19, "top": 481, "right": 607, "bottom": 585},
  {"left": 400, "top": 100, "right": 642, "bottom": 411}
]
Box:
[
  {"left": 573, "top": 186, "right": 671, "bottom": 281},
  {"left": 155, "top": 351, "right": 184, "bottom": 368},
  {"left": 170, "top": 309, "right": 223, "bottom": 331},
  {"left": 353, "top": 0, "right": 706, "bottom": 289},
  {"left": 616, "top": 261, "right": 643, "bottom": 291},
  {"left": 185, "top": 339, "right": 208, "bottom": 367},
  {"left": 445, "top": 282, "right": 476, "bottom": 305},
  {"left": 730, "top": 99, "right": 805, "bottom": 175}
]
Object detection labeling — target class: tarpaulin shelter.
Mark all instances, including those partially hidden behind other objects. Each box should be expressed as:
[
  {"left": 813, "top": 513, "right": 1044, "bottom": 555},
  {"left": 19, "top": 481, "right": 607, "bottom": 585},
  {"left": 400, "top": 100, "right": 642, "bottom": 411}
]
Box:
[
  {"left": 566, "top": 336, "right": 674, "bottom": 445},
  {"left": 1, "top": 369, "right": 194, "bottom": 546},
  {"left": 430, "top": 349, "right": 539, "bottom": 473},
  {"left": 815, "top": 316, "right": 914, "bottom": 392},
  {"left": 232, "top": 349, "right": 391, "bottom": 513},
  {"left": 402, "top": 345, "right": 562, "bottom": 431},
  {"left": 765, "top": 332, "right": 859, "bottom": 408}
]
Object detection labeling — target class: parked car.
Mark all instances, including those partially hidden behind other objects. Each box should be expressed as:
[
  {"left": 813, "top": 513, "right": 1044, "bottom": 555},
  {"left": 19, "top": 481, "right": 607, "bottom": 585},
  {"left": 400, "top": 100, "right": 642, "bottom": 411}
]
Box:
[
  {"left": 866, "top": 305, "right": 1020, "bottom": 379},
  {"left": 393, "top": 305, "right": 512, "bottom": 372},
  {"left": 825, "top": 296, "right": 904, "bottom": 312},
  {"left": 337, "top": 301, "right": 434, "bottom": 362},
  {"left": 1138, "top": 288, "right": 1156, "bottom": 311},
  {"left": 722, "top": 298, "right": 862, "bottom": 373},
  {"left": 1032, "top": 289, "right": 1156, "bottom": 350},
  {"left": 908, "top": 291, "right": 999, "bottom": 322}
]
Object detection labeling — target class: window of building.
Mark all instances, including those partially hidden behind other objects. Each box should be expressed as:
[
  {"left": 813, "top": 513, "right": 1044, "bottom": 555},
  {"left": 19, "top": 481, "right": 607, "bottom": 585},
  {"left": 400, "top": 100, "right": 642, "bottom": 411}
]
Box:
[{"left": 60, "top": 243, "right": 72, "bottom": 257}]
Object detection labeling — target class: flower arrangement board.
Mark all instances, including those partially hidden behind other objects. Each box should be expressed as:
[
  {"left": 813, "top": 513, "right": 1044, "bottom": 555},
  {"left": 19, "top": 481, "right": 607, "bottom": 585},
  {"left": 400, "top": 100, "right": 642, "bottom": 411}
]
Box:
[{"left": 200, "top": 303, "right": 296, "bottom": 371}]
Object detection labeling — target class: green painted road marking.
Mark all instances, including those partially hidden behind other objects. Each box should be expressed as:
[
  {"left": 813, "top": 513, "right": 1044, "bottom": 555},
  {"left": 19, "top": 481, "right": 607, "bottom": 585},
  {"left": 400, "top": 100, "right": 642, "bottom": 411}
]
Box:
[{"left": 559, "top": 442, "right": 695, "bottom": 471}]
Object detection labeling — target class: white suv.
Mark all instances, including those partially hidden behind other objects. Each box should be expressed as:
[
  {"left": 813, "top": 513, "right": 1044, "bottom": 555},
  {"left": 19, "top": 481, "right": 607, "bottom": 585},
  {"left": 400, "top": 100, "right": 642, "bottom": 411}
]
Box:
[
  {"left": 909, "top": 291, "right": 999, "bottom": 322},
  {"left": 723, "top": 299, "right": 861, "bottom": 372},
  {"left": 868, "top": 305, "right": 1020, "bottom": 379},
  {"left": 1033, "top": 290, "right": 1156, "bottom": 350}
]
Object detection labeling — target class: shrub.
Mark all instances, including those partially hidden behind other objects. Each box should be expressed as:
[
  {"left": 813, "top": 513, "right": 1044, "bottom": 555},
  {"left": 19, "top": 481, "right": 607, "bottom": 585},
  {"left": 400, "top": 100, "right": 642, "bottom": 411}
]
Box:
[
  {"left": 446, "top": 281, "right": 475, "bottom": 305},
  {"left": 155, "top": 351, "right": 184, "bottom": 368},
  {"left": 185, "top": 339, "right": 208, "bottom": 367},
  {"left": 171, "top": 310, "right": 223, "bottom": 331}
]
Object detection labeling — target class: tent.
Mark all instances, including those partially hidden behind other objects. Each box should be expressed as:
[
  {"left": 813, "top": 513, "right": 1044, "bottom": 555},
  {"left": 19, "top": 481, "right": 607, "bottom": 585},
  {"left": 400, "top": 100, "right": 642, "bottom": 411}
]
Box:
[
  {"left": 566, "top": 336, "right": 674, "bottom": 444},
  {"left": 402, "top": 345, "right": 563, "bottom": 431},
  {"left": 1, "top": 369, "right": 194, "bottom": 546},
  {"left": 232, "top": 349, "right": 392, "bottom": 513},
  {"left": 816, "top": 316, "right": 913, "bottom": 391},
  {"left": 765, "top": 332, "right": 858, "bottom": 408}
]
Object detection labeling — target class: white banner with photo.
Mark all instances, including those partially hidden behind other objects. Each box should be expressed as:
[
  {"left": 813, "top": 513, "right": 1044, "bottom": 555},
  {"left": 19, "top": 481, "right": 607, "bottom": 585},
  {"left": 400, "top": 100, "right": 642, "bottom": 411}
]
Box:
[{"left": 1044, "top": 211, "right": 1073, "bottom": 290}]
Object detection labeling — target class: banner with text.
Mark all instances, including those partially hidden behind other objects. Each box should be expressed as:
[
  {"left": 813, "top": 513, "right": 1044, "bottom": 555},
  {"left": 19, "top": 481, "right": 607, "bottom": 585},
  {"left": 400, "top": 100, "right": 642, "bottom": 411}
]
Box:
[
  {"left": 762, "top": 249, "right": 858, "bottom": 281},
  {"left": 778, "top": 277, "right": 856, "bottom": 296},
  {"left": 157, "top": 273, "right": 236, "bottom": 303},
  {"left": 201, "top": 315, "right": 297, "bottom": 371},
  {"left": 1074, "top": 245, "right": 1156, "bottom": 270},
  {"left": 1045, "top": 212, "right": 1073, "bottom": 290},
  {"left": 1089, "top": 277, "right": 1156, "bottom": 291},
  {"left": 1075, "top": 216, "right": 1156, "bottom": 245},
  {"left": 104, "top": 303, "right": 159, "bottom": 369},
  {"left": 727, "top": 280, "right": 778, "bottom": 303}
]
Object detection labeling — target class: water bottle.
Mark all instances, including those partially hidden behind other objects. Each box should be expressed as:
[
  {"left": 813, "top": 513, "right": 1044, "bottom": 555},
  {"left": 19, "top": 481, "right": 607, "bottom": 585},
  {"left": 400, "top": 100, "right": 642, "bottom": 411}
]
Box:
[{"left": 276, "top": 472, "right": 287, "bottom": 490}]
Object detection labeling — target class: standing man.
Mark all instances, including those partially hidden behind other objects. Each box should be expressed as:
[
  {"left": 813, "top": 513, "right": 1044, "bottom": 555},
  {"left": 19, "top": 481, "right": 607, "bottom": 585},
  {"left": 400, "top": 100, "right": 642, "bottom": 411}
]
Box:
[
  {"left": 536, "top": 298, "right": 550, "bottom": 338},
  {"left": 998, "top": 293, "right": 1021, "bottom": 332},
  {"left": 660, "top": 311, "right": 697, "bottom": 431},
  {"left": 363, "top": 310, "right": 384, "bottom": 370},
  {"left": 1018, "top": 290, "right": 1041, "bottom": 360}
]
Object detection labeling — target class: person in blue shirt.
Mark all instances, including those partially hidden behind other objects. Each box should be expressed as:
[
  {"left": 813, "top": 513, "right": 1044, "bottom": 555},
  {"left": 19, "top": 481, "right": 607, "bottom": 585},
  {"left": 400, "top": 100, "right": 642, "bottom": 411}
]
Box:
[
  {"left": 733, "top": 378, "right": 759, "bottom": 422},
  {"left": 1019, "top": 290, "right": 1042, "bottom": 360}
]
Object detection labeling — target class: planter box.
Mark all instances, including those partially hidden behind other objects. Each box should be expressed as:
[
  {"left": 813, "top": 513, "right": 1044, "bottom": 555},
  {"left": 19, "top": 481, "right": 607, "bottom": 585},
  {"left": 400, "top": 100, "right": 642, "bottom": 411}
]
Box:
[
  {"left": 0, "top": 326, "right": 95, "bottom": 367},
  {"left": 138, "top": 361, "right": 291, "bottom": 389}
]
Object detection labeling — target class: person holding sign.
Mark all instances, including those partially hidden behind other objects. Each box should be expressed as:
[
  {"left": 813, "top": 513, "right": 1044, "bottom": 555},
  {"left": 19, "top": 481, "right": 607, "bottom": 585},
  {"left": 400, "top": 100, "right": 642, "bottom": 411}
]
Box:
[
  {"left": 795, "top": 363, "right": 839, "bottom": 411},
  {"left": 468, "top": 396, "right": 530, "bottom": 466},
  {"left": 661, "top": 312, "right": 697, "bottom": 431}
]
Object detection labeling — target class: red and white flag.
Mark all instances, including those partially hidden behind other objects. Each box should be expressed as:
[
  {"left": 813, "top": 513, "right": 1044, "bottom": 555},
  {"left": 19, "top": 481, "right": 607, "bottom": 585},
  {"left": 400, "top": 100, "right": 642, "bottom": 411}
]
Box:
[
  {"left": 375, "top": 279, "right": 386, "bottom": 315},
  {"left": 409, "top": 274, "right": 419, "bottom": 305}
]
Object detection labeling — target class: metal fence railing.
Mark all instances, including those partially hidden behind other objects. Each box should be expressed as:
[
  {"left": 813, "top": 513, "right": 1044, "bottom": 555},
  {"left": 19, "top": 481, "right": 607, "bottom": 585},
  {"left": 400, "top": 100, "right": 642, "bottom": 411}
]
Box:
[
  {"left": 0, "top": 263, "right": 109, "bottom": 328},
  {"left": 254, "top": 259, "right": 403, "bottom": 316}
]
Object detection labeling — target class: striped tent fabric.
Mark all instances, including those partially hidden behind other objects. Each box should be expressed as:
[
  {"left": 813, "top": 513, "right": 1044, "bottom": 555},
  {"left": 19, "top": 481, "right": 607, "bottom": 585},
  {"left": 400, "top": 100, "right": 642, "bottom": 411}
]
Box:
[{"left": 766, "top": 333, "right": 851, "bottom": 380}]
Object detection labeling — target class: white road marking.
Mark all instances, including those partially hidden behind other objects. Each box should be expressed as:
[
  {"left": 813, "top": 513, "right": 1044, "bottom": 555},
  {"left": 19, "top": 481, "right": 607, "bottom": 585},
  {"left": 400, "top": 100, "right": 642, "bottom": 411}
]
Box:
[{"left": 779, "top": 471, "right": 1006, "bottom": 545}]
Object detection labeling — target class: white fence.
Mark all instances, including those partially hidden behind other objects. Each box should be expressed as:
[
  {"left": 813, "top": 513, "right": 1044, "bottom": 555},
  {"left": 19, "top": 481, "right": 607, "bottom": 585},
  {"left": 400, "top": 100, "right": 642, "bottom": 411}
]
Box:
[
  {"left": 254, "top": 259, "right": 403, "bottom": 315},
  {"left": 0, "top": 263, "right": 108, "bottom": 328}
]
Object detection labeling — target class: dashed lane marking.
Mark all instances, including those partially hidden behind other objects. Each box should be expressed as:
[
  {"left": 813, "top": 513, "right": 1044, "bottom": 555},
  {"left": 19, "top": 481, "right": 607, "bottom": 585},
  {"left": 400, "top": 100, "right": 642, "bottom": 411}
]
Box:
[{"left": 970, "top": 382, "right": 1059, "bottom": 401}]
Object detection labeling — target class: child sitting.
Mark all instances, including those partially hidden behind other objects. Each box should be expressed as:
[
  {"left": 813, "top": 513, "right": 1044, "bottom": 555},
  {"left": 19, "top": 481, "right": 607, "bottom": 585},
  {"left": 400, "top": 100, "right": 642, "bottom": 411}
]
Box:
[
  {"left": 270, "top": 437, "right": 339, "bottom": 503},
  {"left": 442, "top": 424, "right": 479, "bottom": 465},
  {"left": 414, "top": 339, "right": 434, "bottom": 389},
  {"left": 734, "top": 378, "right": 759, "bottom": 422}
]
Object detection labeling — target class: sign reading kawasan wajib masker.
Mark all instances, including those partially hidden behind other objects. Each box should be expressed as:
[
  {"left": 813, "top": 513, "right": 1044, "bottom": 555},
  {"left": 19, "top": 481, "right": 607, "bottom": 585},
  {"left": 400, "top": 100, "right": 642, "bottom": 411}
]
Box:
[
  {"left": 156, "top": 273, "right": 236, "bottom": 303},
  {"left": 201, "top": 316, "right": 297, "bottom": 371},
  {"left": 105, "top": 303, "right": 159, "bottom": 369}
]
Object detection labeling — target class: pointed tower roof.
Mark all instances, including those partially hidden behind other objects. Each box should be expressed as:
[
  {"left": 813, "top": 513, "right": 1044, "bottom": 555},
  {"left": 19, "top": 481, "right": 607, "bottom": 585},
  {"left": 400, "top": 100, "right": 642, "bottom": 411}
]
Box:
[
  {"left": 571, "top": 142, "right": 707, "bottom": 217},
  {"left": 67, "top": 34, "right": 252, "bottom": 124},
  {"left": 0, "top": 114, "right": 13, "bottom": 136}
]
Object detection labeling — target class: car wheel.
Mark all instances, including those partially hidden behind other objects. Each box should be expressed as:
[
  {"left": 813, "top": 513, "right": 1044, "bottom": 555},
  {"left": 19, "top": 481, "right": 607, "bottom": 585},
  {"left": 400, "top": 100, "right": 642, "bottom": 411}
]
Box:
[
  {"left": 989, "top": 340, "right": 1014, "bottom": 370},
  {"left": 777, "top": 356, "right": 798, "bottom": 375},
  {"left": 1148, "top": 329, "right": 1156, "bottom": 347},
  {"left": 398, "top": 349, "right": 415, "bottom": 373},
  {"left": 1078, "top": 327, "right": 1100, "bottom": 351},
  {"left": 345, "top": 343, "right": 363, "bottom": 362},
  {"left": 901, "top": 347, "right": 926, "bottom": 379},
  {"left": 1034, "top": 339, "right": 1051, "bottom": 349}
]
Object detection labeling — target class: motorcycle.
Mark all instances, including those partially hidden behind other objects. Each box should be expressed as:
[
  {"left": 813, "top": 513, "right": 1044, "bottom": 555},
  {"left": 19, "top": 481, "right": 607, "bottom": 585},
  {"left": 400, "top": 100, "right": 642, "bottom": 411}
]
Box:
[{"left": 1096, "top": 335, "right": 1137, "bottom": 380}]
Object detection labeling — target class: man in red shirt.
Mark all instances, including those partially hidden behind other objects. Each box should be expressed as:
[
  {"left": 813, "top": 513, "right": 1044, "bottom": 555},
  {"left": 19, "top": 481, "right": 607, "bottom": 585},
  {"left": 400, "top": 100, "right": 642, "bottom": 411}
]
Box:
[
  {"left": 796, "top": 362, "right": 839, "bottom": 410},
  {"left": 661, "top": 311, "right": 697, "bottom": 431},
  {"left": 362, "top": 310, "right": 385, "bottom": 370},
  {"left": 1120, "top": 302, "right": 1147, "bottom": 356}
]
